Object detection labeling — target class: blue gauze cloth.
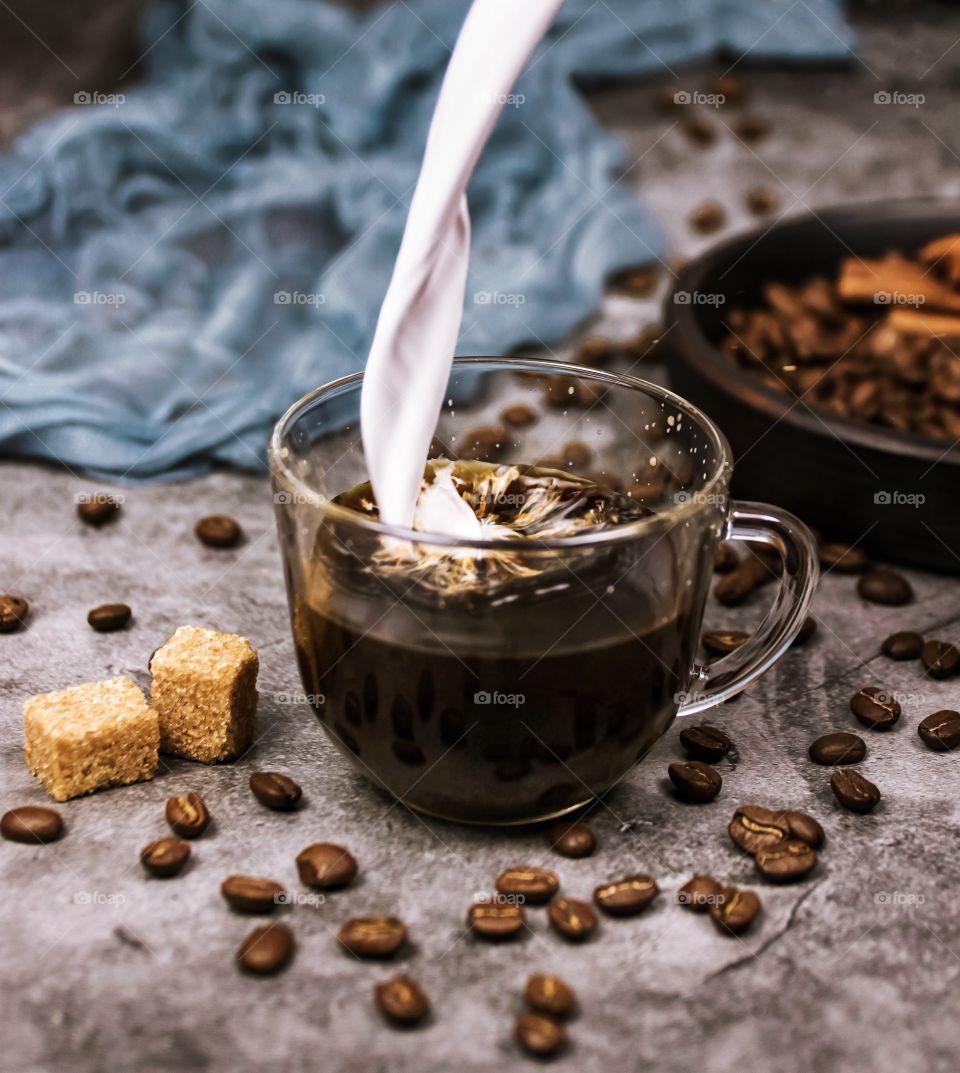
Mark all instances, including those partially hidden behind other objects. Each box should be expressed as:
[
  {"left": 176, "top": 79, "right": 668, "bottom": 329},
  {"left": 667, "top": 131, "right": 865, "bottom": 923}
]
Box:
[{"left": 0, "top": 0, "right": 851, "bottom": 478}]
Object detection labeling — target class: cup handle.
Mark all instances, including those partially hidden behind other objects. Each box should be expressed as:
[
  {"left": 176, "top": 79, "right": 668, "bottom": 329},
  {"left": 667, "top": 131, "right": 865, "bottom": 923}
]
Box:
[{"left": 677, "top": 501, "right": 820, "bottom": 715}]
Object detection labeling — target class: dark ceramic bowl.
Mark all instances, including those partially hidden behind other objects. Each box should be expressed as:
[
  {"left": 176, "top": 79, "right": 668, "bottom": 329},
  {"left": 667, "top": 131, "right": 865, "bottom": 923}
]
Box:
[{"left": 662, "top": 198, "right": 960, "bottom": 573}]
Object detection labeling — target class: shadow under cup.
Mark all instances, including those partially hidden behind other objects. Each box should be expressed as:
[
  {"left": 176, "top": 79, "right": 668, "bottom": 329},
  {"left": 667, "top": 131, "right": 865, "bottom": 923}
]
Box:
[{"left": 269, "top": 359, "right": 737, "bottom": 825}]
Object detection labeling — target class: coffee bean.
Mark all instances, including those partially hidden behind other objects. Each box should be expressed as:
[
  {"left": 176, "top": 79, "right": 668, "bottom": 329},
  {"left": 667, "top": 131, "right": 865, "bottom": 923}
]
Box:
[
  {"left": 249, "top": 771, "right": 302, "bottom": 811},
  {"left": 709, "top": 887, "right": 761, "bottom": 934},
  {"left": 524, "top": 974, "right": 577, "bottom": 1018},
  {"left": 784, "top": 810, "right": 825, "bottom": 849},
  {"left": 918, "top": 710, "right": 960, "bottom": 751},
  {"left": 755, "top": 840, "right": 818, "bottom": 883},
  {"left": 857, "top": 569, "right": 913, "bottom": 606},
  {"left": 515, "top": 1012, "right": 567, "bottom": 1058},
  {"left": 745, "top": 187, "right": 778, "bottom": 216},
  {"left": 500, "top": 404, "right": 538, "bottom": 428},
  {"left": 548, "top": 821, "right": 596, "bottom": 858},
  {"left": 221, "top": 875, "right": 286, "bottom": 913},
  {"left": 921, "top": 640, "right": 960, "bottom": 679},
  {"left": 679, "top": 724, "right": 732, "bottom": 762},
  {"left": 850, "top": 686, "right": 901, "bottom": 730},
  {"left": 495, "top": 867, "right": 559, "bottom": 905},
  {"left": 689, "top": 201, "right": 726, "bottom": 235},
  {"left": 467, "top": 901, "right": 526, "bottom": 940},
  {"left": 881, "top": 631, "right": 924, "bottom": 660},
  {"left": 576, "top": 337, "right": 615, "bottom": 366},
  {"left": 339, "top": 916, "right": 407, "bottom": 957},
  {"left": 593, "top": 874, "right": 659, "bottom": 917},
  {"left": 1, "top": 805, "right": 63, "bottom": 843},
  {"left": 677, "top": 874, "right": 722, "bottom": 911},
  {"left": 462, "top": 425, "right": 510, "bottom": 462},
  {"left": 0, "top": 595, "right": 28, "bottom": 632},
  {"left": 617, "top": 266, "right": 659, "bottom": 298},
  {"left": 681, "top": 113, "right": 716, "bottom": 147},
  {"left": 793, "top": 616, "right": 818, "bottom": 647},
  {"left": 728, "top": 805, "right": 789, "bottom": 853},
  {"left": 165, "top": 792, "right": 210, "bottom": 838},
  {"left": 237, "top": 923, "right": 294, "bottom": 975},
  {"left": 375, "top": 975, "right": 430, "bottom": 1026},
  {"left": 734, "top": 114, "right": 770, "bottom": 143},
  {"left": 547, "top": 897, "right": 597, "bottom": 942},
  {"left": 713, "top": 541, "right": 739, "bottom": 573},
  {"left": 809, "top": 732, "right": 866, "bottom": 766},
  {"left": 831, "top": 769, "right": 880, "bottom": 813},
  {"left": 702, "top": 630, "right": 749, "bottom": 656},
  {"left": 140, "top": 837, "right": 190, "bottom": 878},
  {"left": 712, "top": 74, "right": 747, "bottom": 106},
  {"left": 77, "top": 493, "right": 121, "bottom": 526},
  {"left": 87, "top": 603, "right": 132, "bottom": 632},
  {"left": 562, "top": 441, "right": 592, "bottom": 469},
  {"left": 714, "top": 549, "right": 774, "bottom": 605},
  {"left": 668, "top": 760, "right": 722, "bottom": 803},
  {"left": 296, "top": 842, "right": 357, "bottom": 889},
  {"left": 819, "top": 542, "right": 868, "bottom": 573},
  {"left": 195, "top": 514, "right": 243, "bottom": 548}
]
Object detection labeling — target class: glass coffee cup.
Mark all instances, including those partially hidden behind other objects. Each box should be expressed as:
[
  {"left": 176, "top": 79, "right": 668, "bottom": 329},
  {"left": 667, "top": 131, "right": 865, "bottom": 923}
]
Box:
[{"left": 269, "top": 357, "right": 818, "bottom": 825}]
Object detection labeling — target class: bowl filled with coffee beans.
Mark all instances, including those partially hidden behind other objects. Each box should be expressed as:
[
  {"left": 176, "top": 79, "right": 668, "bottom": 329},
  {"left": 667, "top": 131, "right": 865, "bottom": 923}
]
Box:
[{"left": 662, "top": 198, "right": 960, "bottom": 571}]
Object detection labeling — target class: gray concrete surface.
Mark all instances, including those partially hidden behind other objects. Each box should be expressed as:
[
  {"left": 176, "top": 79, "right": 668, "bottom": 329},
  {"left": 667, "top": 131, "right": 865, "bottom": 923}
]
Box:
[{"left": 4, "top": 7, "right": 960, "bottom": 1073}]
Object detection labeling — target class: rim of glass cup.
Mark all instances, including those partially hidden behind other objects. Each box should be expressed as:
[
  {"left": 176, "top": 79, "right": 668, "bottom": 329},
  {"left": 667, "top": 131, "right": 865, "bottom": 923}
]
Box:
[{"left": 268, "top": 356, "right": 733, "bottom": 551}]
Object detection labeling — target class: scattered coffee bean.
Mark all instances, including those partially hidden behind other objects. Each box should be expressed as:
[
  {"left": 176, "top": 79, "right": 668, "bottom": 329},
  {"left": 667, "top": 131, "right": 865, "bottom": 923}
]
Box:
[
  {"left": 681, "top": 113, "right": 716, "bottom": 147},
  {"left": 195, "top": 514, "right": 243, "bottom": 549},
  {"left": 87, "top": 603, "right": 132, "bottom": 632},
  {"left": 140, "top": 837, "right": 190, "bottom": 878},
  {"left": 165, "top": 792, "right": 210, "bottom": 838},
  {"left": 745, "top": 187, "right": 778, "bottom": 216},
  {"left": 689, "top": 201, "right": 726, "bottom": 235},
  {"left": 881, "top": 631, "right": 924, "bottom": 661},
  {"left": 734, "top": 114, "right": 770, "bottom": 143},
  {"left": 249, "top": 771, "right": 302, "bottom": 811},
  {"left": 819, "top": 542, "right": 868, "bottom": 573},
  {"left": 500, "top": 404, "right": 538, "bottom": 428},
  {"left": 339, "top": 916, "right": 407, "bottom": 957},
  {"left": 712, "top": 74, "right": 747, "bottom": 106},
  {"left": 921, "top": 639, "right": 960, "bottom": 679},
  {"left": 576, "top": 337, "right": 615, "bottom": 366},
  {"left": 793, "top": 616, "right": 818, "bottom": 647},
  {"left": 714, "top": 548, "right": 775, "bottom": 605},
  {"left": 515, "top": 1012, "right": 567, "bottom": 1058},
  {"left": 548, "top": 821, "right": 596, "bottom": 858},
  {"left": 857, "top": 569, "right": 913, "bottom": 606},
  {"left": 678, "top": 874, "right": 722, "bottom": 911},
  {"left": 496, "top": 867, "right": 559, "bottom": 905},
  {"left": 237, "top": 923, "right": 294, "bottom": 975},
  {"left": 728, "top": 805, "right": 788, "bottom": 853},
  {"left": 593, "top": 874, "right": 659, "bottom": 917},
  {"left": 918, "top": 710, "right": 960, "bottom": 751},
  {"left": 713, "top": 541, "right": 739, "bottom": 573},
  {"left": 543, "top": 375, "right": 604, "bottom": 408},
  {"left": 701, "top": 629, "right": 749, "bottom": 656},
  {"left": 0, "top": 595, "right": 29, "bottom": 632},
  {"left": 784, "top": 810, "right": 825, "bottom": 849},
  {"left": 755, "top": 840, "right": 818, "bottom": 883},
  {"left": 668, "top": 760, "right": 722, "bottom": 803},
  {"left": 221, "top": 875, "right": 286, "bottom": 913},
  {"left": 1, "top": 805, "right": 63, "bottom": 843},
  {"left": 831, "top": 769, "right": 880, "bottom": 813},
  {"left": 524, "top": 973, "right": 577, "bottom": 1018},
  {"left": 809, "top": 732, "right": 866, "bottom": 766},
  {"left": 561, "top": 441, "right": 592, "bottom": 469},
  {"left": 679, "top": 724, "right": 732, "bottom": 762},
  {"left": 462, "top": 425, "right": 511, "bottom": 462},
  {"left": 296, "top": 842, "right": 358, "bottom": 889},
  {"left": 547, "top": 897, "right": 598, "bottom": 942},
  {"left": 617, "top": 266, "right": 659, "bottom": 298},
  {"left": 850, "top": 686, "right": 901, "bottom": 730},
  {"left": 77, "top": 493, "right": 121, "bottom": 526},
  {"left": 709, "top": 887, "right": 761, "bottom": 934},
  {"left": 468, "top": 901, "right": 526, "bottom": 940},
  {"left": 375, "top": 975, "right": 430, "bottom": 1026}
]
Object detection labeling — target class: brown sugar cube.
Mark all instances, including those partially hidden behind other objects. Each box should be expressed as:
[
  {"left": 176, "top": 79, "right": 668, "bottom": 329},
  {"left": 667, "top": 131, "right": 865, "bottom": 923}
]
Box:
[
  {"left": 23, "top": 677, "right": 159, "bottom": 802},
  {"left": 150, "top": 625, "right": 259, "bottom": 763}
]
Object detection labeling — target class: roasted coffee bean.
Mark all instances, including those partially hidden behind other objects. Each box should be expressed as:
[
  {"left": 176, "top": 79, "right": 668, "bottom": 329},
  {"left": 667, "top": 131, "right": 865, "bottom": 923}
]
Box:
[
  {"left": 850, "top": 686, "right": 901, "bottom": 730},
  {"left": 548, "top": 821, "right": 596, "bottom": 858},
  {"left": 882, "top": 631, "right": 924, "bottom": 660},
  {"left": 709, "top": 887, "right": 761, "bottom": 934},
  {"left": 0, "top": 595, "right": 29, "bottom": 632},
  {"left": 237, "top": 923, "right": 294, "bottom": 975},
  {"left": 921, "top": 640, "right": 960, "bottom": 679},
  {"left": 76, "top": 493, "right": 121, "bottom": 526},
  {"left": 918, "top": 710, "right": 960, "bottom": 751},
  {"left": 495, "top": 867, "right": 559, "bottom": 905},
  {"left": 755, "top": 840, "right": 817, "bottom": 883},
  {"left": 515, "top": 1012, "right": 567, "bottom": 1058},
  {"left": 809, "top": 732, "right": 866, "bottom": 766},
  {"left": 793, "top": 616, "right": 817, "bottom": 647},
  {"left": 677, "top": 874, "right": 722, "bottom": 911},
  {"left": 713, "top": 541, "right": 739, "bottom": 573},
  {"left": 701, "top": 629, "right": 749, "bottom": 656},
  {"left": 576, "top": 337, "right": 615, "bottom": 366},
  {"left": 714, "top": 550, "right": 774, "bottom": 605},
  {"left": 296, "top": 842, "right": 358, "bottom": 889},
  {"left": 339, "top": 916, "right": 407, "bottom": 957},
  {"left": 500, "top": 404, "right": 538, "bottom": 428},
  {"left": 617, "top": 266, "right": 659, "bottom": 298},
  {"left": 668, "top": 760, "right": 722, "bottom": 803},
  {"left": 689, "top": 201, "right": 726, "bottom": 235},
  {"left": 679, "top": 724, "right": 732, "bottom": 763},
  {"left": 728, "top": 805, "right": 789, "bottom": 853},
  {"left": 221, "top": 875, "right": 286, "bottom": 913},
  {"left": 140, "top": 837, "right": 190, "bottom": 878},
  {"left": 734, "top": 114, "right": 770, "bottom": 143},
  {"left": 857, "top": 569, "right": 913, "bottom": 606},
  {"left": 468, "top": 901, "right": 526, "bottom": 940},
  {"left": 375, "top": 975, "right": 430, "bottom": 1026},
  {"left": 819, "top": 542, "right": 868, "bottom": 573},
  {"left": 681, "top": 112, "right": 716, "bottom": 147},
  {"left": 249, "top": 771, "right": 302, "bottom": 811},
  {"left": 784, "top": 810, "right": 825, "bottom": 849},
  {"left": 745, "top": 187, "right": 778, "bottom": 216},
  {"left": 87, "top": 603, "right": 132, "bottom": 632},
  {"left": 165, "top": 792, "right": 210, "bottom": 838},
  {"left": 544, "top": 375, "right": 604, "bottom": 408},
  {"left": 195, "top": 514, "right": 243, "bottom": 548},
  {"left": 831, "top": 769, "right": 880, "bottom": 813},
  {"left": 547, "top": 897, "right": 598, "bottom": 942},
  {"left": 524, "top": 974, "right": 577, "bottom": 1018},
  {"left": 461, "top": 425, "right": 510, "bottom": 462},
  {"left": 1, "top": 805, "right": 63, "bottom": 843},
  {"left": 593, "top": 874, "right": 659, "bottom": 917},
  {"left": 561, "top": 441, "right": 592, "bottom": 469}
]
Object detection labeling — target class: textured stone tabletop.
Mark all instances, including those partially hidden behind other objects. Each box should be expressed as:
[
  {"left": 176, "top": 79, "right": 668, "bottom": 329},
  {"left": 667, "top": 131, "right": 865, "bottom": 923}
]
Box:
[{"left": 4, "top": 8, "right": 960, "bottom": 1073}]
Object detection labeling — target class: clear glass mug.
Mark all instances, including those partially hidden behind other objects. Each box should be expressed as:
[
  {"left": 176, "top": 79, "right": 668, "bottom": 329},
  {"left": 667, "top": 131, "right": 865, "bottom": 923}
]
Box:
[{"left": 269, "top": 357, "right": 818, "bottom": 825}]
